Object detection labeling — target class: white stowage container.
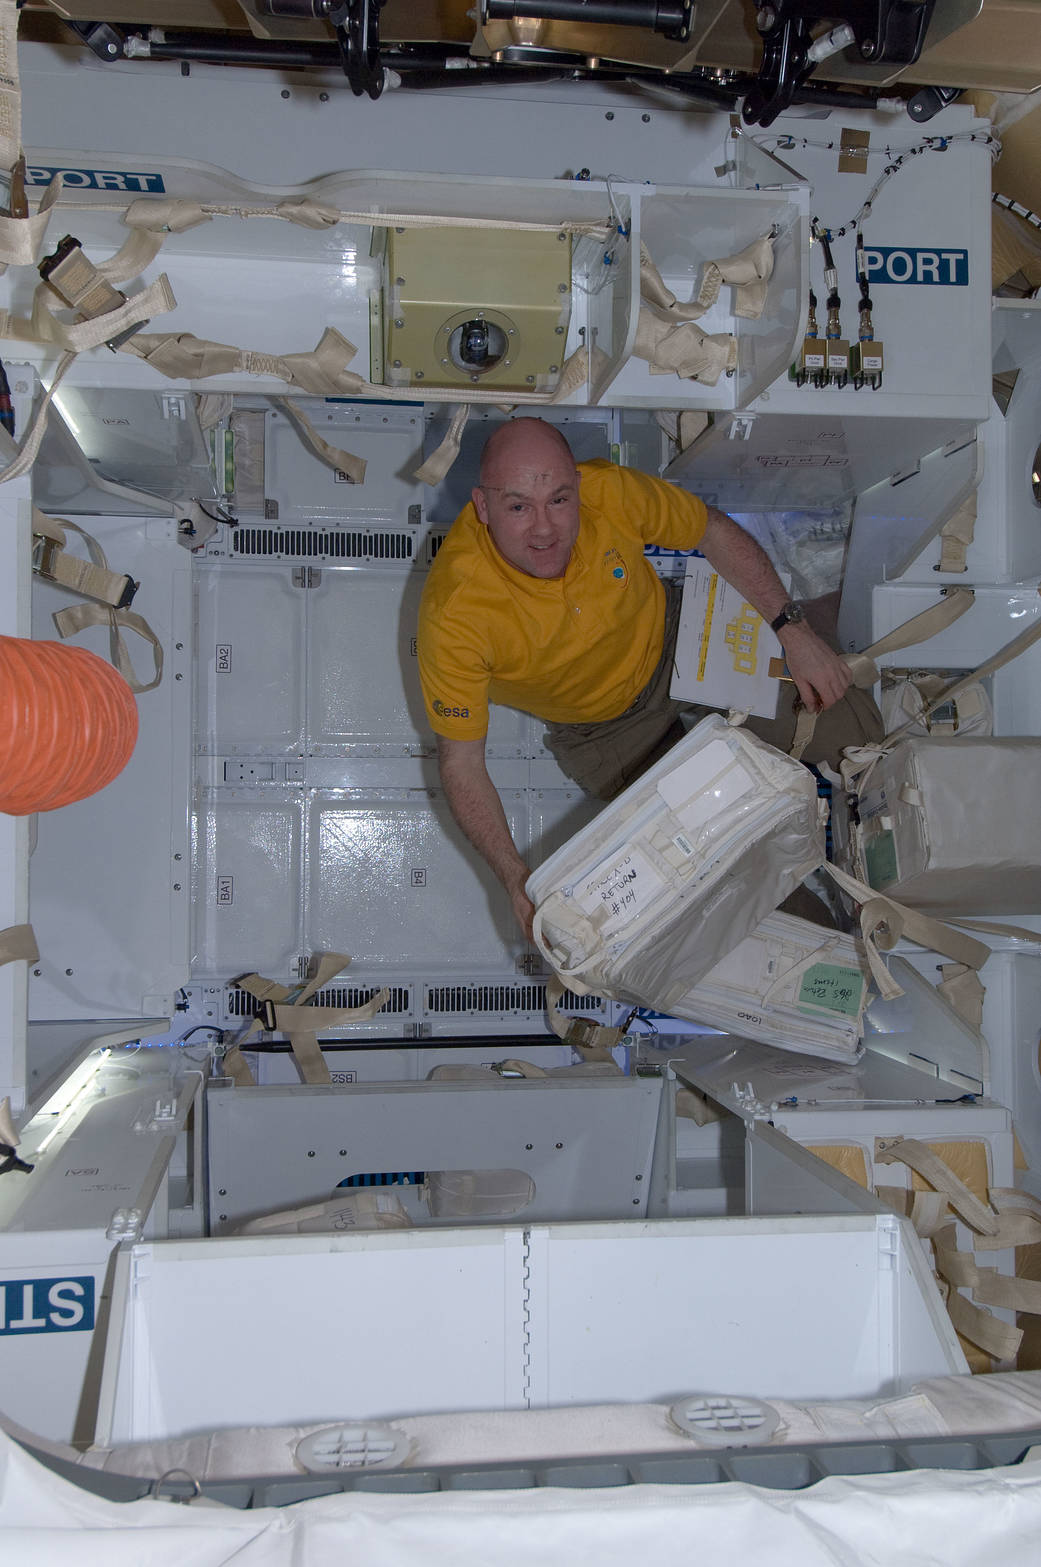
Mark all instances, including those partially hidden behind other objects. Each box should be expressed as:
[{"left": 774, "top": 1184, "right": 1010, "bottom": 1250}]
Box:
[
  {"left": 835, "top": 736, "right": 1041, "bottom": 915},
  {"left": 672, "top": 913, "right": 871, "bottom": 1063},
  {"left": 94, "top": 1215, "right": 964, "bottom": 1445},
  {"left": 527, "top": 714, "right": 827, "bottom": 1005}
]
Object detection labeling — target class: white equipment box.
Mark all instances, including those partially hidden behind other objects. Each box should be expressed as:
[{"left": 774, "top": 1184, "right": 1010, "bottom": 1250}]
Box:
[{"left": 95, "top": 1214, "right": 964, "bottom": 1445}]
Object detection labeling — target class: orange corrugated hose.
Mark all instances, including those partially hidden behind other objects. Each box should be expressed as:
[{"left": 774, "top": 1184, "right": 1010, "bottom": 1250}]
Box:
[{"left": 0, "top": 636, "right": 138, "bottom": 814}]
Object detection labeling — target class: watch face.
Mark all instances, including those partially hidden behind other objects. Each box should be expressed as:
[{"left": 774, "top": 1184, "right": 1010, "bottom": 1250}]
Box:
[{"left": 772, "top": 602, "right": 803, "bottom": 631}]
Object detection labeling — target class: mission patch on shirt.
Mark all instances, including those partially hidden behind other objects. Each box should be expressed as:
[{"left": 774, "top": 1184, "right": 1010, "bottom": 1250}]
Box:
[{"left": 417, "top": 459, "right": 708, "bottom": 741}]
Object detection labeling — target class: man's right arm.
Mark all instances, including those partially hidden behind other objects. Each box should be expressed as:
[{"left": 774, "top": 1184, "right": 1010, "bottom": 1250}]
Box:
[{"left": 436, "top": 735, "right": 535, "bottom": 941}]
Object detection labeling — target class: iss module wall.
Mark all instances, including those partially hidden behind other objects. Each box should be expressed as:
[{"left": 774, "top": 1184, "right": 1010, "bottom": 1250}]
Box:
[{"left": 1, "top": 28, "right": 1041, "bottom": 1547}]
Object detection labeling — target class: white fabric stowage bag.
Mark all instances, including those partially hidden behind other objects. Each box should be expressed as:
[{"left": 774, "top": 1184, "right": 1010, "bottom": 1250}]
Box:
[
  {"left": 527, "top": 714, "right": 827, "bottom": 1005},
  {"left": 669, "top": 911, "right": 871, "bottom": 1062},
  {"left": 836, "top": 735, "right": 1041, "bottom": 915}
]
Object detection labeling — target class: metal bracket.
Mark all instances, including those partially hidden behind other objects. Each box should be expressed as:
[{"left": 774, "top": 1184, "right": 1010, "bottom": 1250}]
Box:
[
  {"left": 742, "top": 0, "right": 936, "bottom": 128},
  {"left": 323, "top": 0, "right": 387, "bottom": 99},
  {"left": 65, "top": 20, "right": 126, "bottom": 61}
]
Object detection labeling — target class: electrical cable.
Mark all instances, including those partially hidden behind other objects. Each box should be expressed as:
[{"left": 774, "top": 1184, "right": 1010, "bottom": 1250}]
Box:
[{"left": 745, "top": 129, "right": 1000, "bottom": 239}]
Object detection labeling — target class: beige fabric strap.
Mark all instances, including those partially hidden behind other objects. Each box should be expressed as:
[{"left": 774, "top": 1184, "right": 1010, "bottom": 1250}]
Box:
[
  {"left": 122, "top": 325, "right": 366, "bottom": 396},
  {"left": 272, "top": 988, "right": 392, "bottom": 1086},
  {"left": 123, "top": 326, "right": 590, "bottom": 406},
  {"left": 938, "top": 492, "right": 977, "bottom": 575},
  {"left": 124, "top": 198, "right": 212, "bottom": 234},
  {"left": 121, "top": 195, "right": 611, "bottom": 238},
  {"left": 974, "top": 1189, "right": 1041, "bottom": 1251},
  {"left": 195, "top": 392, "right": 233, "bottom": 430},
  {"left": 414, "top": 404, "right": 471, "bottom": 486},
  {"left": 233, "top": 971, "right": 295, "bottom": 1005},
  {"left": 496, "top": 1058, "right": 548, "bottom": 1078},
  {"left": 933, "top": 1220, "right": 1041, "bottom": 1331},
  {"left": 910, "top": 1189, "right": 951, "bottom": 1238},
  {"left": 52, "top": 600, "right": 163, "bottom": 694},
  {"left": 639, "top": 234, "right": 774, "bottom": 323},
  {"left": 0, "top": 350, "right": 74, "bottom": 484},
  {"left": 885, "top": 588, "right": 1041, "bottom": 748},
  {"left": 874, "top": 1136, "right": 999, "bottom": 1235},
  {"left": 790, "top": 589, "right": 975, "bottom": 762},
  {"left": 632, "top": 307, "right": 736, "bottom": 386},
  {"left": 842, "top": 589, "right": 974, "bottom": 697},
  {"left": 30, "top": 272, "right": 177, "bottom": 354},
  {"left": 96, "top": 226, "right": 167, "bottom": 287},
  {"left": 823, "top": 862, "right": 991, "bottom": 1003},
  {"left": 0, "top": 177, "right": 63, "bottom": 271},
  {"left": 696, "top": 234, "right": 775, "bottom": 320},
  {"left": 227, "top": 954, "right": 390, "bottom": 1086},
  {"left": 271, "top": 396, "right": 366, "bottom": 484},
  {"left": 933, "top": 1224, "right": 1023, "bottom": 1359},
  {"left": 221, "top": 1020, "right": 263, "bottom": 1087},
  {"left": 32, "top": 509, "right": 135, "bottom": 609},
  {"left": 0, "top": 1094, "right": 18, "bottom": 1147},
  {"left": 936, "top": 962, "right": 985, "bottom": 1030},
  {"left": 545, "top": 975, "right": 624, "bottom": 1061},
  {"left": 943, "top": 1278, "right": 1022, "bottom": 1361},
  {"left": 0, "top": 0, "right": 20, "bottom": 176},
  {"left": 0, "top": 923, "right": 38, "bottom": 965},
  {"left": 975, "top": 1272, "right": 1041, "bottom": 1315}
]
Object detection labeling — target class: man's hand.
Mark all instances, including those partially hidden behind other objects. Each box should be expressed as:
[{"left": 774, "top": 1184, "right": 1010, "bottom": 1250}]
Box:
[
  {"left": 698, "top": 507, "right": 853, "bottom": 717},
  {"left": 777, "top": 621, "right": 852, "bottom": 714},
  {"left": 508, "top": 880, "right": 536, "bottom": 943}
]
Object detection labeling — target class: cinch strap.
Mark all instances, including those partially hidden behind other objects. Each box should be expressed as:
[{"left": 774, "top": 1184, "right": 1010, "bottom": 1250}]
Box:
[
  {"left": 52, "top": 600, "right": 163, "bottom": 694},
  {"left": 221, "top": 953, "right": 390, "bottom": 1086},
  {"left": 33, "top": 508, "right": 137, "bottom": 610},
  {"left": 544, "top": 975, "right": 625, "bottom": 1063},
  {"left": 790, "top": 587, "right": 976, "bottom": 762}
]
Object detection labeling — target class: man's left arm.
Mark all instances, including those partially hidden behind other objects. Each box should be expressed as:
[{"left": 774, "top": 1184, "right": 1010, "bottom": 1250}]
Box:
[{"left": 698, "top": 504, "right": 851, "bottom": 714}]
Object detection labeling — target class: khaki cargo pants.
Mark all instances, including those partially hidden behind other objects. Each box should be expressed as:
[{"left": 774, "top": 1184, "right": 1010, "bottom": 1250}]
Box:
[{"left": 542, "top": 579, "right": 882, "bottom": 802}]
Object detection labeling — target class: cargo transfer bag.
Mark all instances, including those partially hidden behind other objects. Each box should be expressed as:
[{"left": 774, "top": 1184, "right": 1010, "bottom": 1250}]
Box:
[
  {"left": 829, "top": 595, "right": 1041, "bottom": 917},
  {"left": 666, "top": 911, "right": 872, "bottom": 1062},
  {"left": 831, "top": 734, "right": 1041, "bottom": 916},
  {"left": 527, "top": 713, "right": 827, "bottom": 1006}
]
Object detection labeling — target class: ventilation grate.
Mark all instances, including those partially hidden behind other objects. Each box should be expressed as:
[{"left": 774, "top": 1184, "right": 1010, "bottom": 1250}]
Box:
[
  {"left": 426, "top": 532, "right": 447, "bottom": 564},
  {"left": 313, "top": 984, "right": 412, "bottom": 1014},
  {"left": 231, "top": 528, "right": 413, "bottom": 560},
  {"left": 224, "top": 984, "right": 411, "bottom": 1018},
  {"left": 424, "top": 984, "right": 604, "bottom": 1015}
]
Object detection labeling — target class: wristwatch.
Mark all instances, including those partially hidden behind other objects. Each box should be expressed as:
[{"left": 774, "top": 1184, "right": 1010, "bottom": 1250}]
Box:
[{"left": 770, "top": 600, "right": 805, "bottom": 634}]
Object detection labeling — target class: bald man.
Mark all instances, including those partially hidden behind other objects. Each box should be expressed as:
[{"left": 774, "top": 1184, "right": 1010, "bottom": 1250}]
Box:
[{"left": 418, "top": 418, "right": 867, "bottom": 939}]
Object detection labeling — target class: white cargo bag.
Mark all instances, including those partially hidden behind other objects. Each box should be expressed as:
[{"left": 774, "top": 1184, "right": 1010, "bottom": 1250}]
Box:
[
  {"left": 833, "top": 735, "right": 1041, "bottom": 916},
  {"left": 527, "top": 713, "right": 827, "bottom": 1004},
  {"left": 669, "top": 912, "right": 871, "bottom": 1063}
]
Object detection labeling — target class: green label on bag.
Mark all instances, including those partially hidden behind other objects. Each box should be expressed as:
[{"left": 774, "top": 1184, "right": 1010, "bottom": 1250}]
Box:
[
  {"left": 798, "top": 963, "right": 865, "bottom": 1017},
  {"left": 865, "top": 827, "right": 898, "bottom": 890}
]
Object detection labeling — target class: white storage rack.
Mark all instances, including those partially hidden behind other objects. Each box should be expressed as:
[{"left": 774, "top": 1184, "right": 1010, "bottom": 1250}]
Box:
[{"left": 0, "top": 48, "right": 1036, "bottom": 1494}]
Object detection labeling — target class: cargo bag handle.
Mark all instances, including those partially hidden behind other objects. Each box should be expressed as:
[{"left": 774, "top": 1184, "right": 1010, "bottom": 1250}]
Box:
[{"left": 790, "top": 587, "right": 976, "bottom": 761}]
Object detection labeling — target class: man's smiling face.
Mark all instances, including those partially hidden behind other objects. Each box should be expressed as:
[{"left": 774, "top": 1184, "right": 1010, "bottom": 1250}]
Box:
[{"left": 473, "top": 421, "right": 581, "bottom": 580}]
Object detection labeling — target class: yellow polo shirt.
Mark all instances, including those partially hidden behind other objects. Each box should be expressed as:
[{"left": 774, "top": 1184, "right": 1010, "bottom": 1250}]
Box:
[{"left": 417, "top": 459, "right": 708, "bottom": 740}]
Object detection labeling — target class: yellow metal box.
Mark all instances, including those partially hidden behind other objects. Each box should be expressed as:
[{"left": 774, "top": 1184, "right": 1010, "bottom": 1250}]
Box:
[{"left": 380, "top": 225, "right": 572, "bottom": 393}]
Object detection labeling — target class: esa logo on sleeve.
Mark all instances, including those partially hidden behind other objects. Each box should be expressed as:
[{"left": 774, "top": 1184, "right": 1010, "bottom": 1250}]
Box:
[{"left": 433, "top": 699, "right": 470, "bottom": 719}]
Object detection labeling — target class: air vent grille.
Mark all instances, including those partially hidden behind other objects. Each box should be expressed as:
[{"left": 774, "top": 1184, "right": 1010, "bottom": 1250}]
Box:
[
  {"left": 424, "top": 984, "right": 603, "bottom": 1015},
  {"left": 231, "top": 528, "right": 413, "bottom": 560},
  {"left": 426, "top": 533, "right": 447, "bottom": 563},
  {"left": 225, "top": 985, "right": 411, "bottom": 1018}
]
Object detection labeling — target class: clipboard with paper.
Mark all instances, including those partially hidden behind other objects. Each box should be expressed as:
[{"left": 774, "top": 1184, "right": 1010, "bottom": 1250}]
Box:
[{"left": 669, "top": 560, "right": 786, "bottom": 719}]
